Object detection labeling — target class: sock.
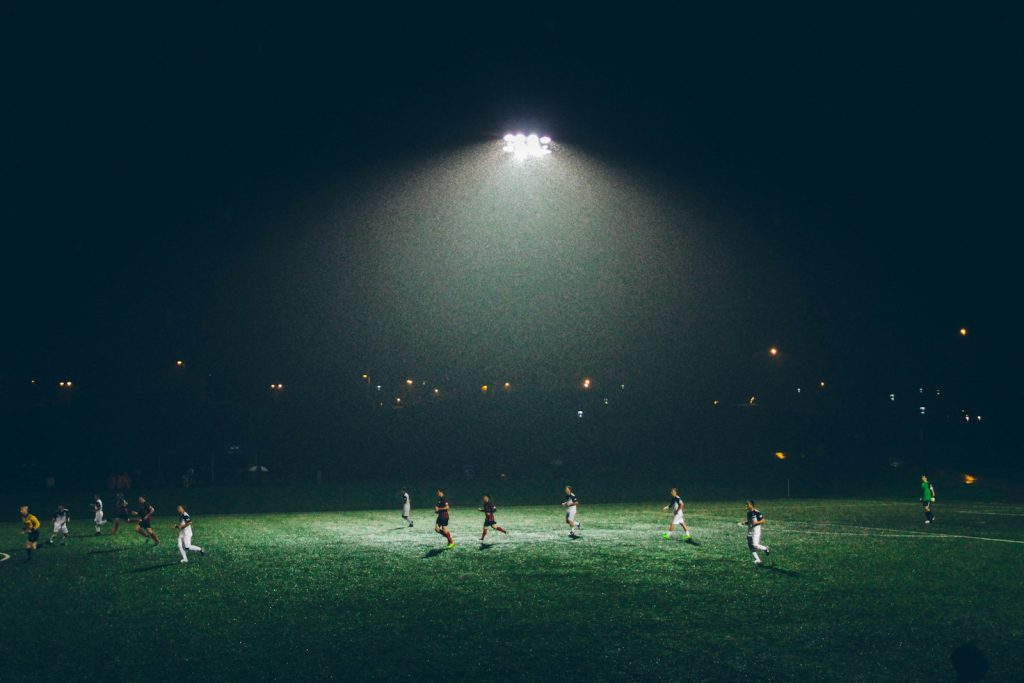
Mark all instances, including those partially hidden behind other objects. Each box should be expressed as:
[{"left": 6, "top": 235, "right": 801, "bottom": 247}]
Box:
[
  {"left": 752, "top": 552, "right": 761, "bottom": 562},
  {"left": 445, "top": 531, "right": 453, "bottom": 544}
]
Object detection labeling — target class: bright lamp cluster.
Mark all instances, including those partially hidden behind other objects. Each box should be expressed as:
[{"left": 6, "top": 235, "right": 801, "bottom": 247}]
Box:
[{"left": 502, "top": 133, "right": 552, "bottom": 158}]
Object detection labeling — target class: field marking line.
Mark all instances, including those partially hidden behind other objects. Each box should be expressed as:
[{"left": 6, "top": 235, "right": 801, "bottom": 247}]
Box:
[
  {"left": 951, "top": 510, "right": 1024, "bottom": 517},
  {"left": 0, "top": 552, "right": 9, "bottom": 562},
  {"left": 777, "top": 522, "right": 1024, "bottom": 545}
]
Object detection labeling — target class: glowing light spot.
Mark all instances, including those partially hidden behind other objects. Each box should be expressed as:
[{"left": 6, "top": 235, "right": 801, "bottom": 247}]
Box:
[
  {"left": 820, "top": 381, "right": 827, "bottom": 388},
  {"left": 406, "top": 379, "right": 414, "bottom": 386},
  {"left": 960, "top": 327, "right": 968, "bottom": 336},
  {"left": 963, "top": 474, "right": 977, "bottom": 485},
  {"left": 176, "top": 360, "right": 185, "bottom": 367},
  {"left": 775, "top": 452, "right": 786, "bottom": 460},
  {"left": 582, "top": 378, "right": 591, "bottom": 390},
  {"left": 502, "top": 132, "right": 552, "bottom": 158},
  {"left": 769, "top": 347, "right": 778, "bottom": 356},
  {"left": 481, "top": 385, "right": 488, "bottom": 393}
]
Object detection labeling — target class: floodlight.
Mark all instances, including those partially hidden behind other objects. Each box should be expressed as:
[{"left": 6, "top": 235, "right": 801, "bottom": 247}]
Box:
[{"left": 502, "top": 132, "right": 552, "bottom": 159}]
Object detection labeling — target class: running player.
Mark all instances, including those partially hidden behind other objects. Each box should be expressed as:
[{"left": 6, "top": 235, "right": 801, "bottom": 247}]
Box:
[
  {"left": 48, "top": 504, "right": 70, "bottom": 545},
  {"left": 112, "top": 493, "right": 129, "bottom": 534},
  {"left": 478, "top": 494, "right": 507, "bottom": 542},
  {"left": 433, "top": 489, "right": 455, "bottom": 548},
  {"left": 742, "top": 500, "right": 770, "bottom": 565},
  {"left": 920, "top": 475, "right": 936, "bottom": 524},
  {"left": 92, "top": 494, "right": 105, "bottom": 535},
  {"left": 20, "top": 506, "right": 41, "bottom": 561},
  {"left": 174, "top": 504, "right": 205, "bottom": 563},
  {"left": 401, "top": 489, "right": 413, "bottom": 527},
  {"left": 133, "top": 496, "right": 160, "bottom": 545},
  {"left": 562, "top": 485, "right": 581, "bottom": 537},
  {"left": 661, "top": 487, "right": 691, "bottom": 541}
]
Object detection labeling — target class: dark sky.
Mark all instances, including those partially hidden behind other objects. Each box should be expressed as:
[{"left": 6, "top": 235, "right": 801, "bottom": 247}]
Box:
[{"left": 5, "top": 6, "right": 1019, "bottom": 400}]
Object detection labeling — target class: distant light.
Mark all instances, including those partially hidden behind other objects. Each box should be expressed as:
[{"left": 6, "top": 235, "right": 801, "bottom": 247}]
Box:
[
  {"left": 603, "top": 398, "right": 609, "bottom": 405},
  {"left": 977, "top": 415, "right": 983, "bottom": 422},
  {"left": 502, "top": 132, "right": 552, "bottom": 159},
  {"left": 361, "top": 374, "right": 369, "bottom": 380},
  {"left": 481, "top": 385, "right": 489, "bottom": 393},
  {"left": 960, "top": 327, "right": 968, "bottom": 336},
  {"left": 577, "top": 410, "right": 583, "bottom": 418},
  {"left": 965, "top": 414, "right": 971, "bottom": 422},
  {"left": 919, "top": 406, "right": 926, "bottom": 415},
  {"left": 395, "top": 397, "right": 401, "bottom": 404},
  {"left": 712, "top": 400, "right": 719, "bottom": 406},
  {"left": 176, "top": 360, "right": 185, "bottom": 368},
  {"left": 375, "top": 385, "right": 381, "bottom": 391},
  {"left": 889, "top": 393, "right": 895, "bottom": 402},
  {"left": 774, "top": 452, "right": 786, "bottom": 460},
  {"left": 30, "top": 379, "right": 37, "bottom": 384},
  {"left": 769, "top": 347, "right": 778, "bottom": 356},
  {"left": 433, "top": 388, "right": 440, "bottom": 396},
  {"left": 963, "top": 473, "right": 977, "bottom": 485},
  {"left": 748, "top": 396, "right": 757, "bottom": 405},
  {"left": 796, "top": 387, "right": 802, "bottom": 394},
  {"left": 582, "top": 378, "right": 591, "bottom": 390},
  {"left": 820, "top": 381, "right": 827, "bottom": 388},
  {"left": 270, "top": 383, "right": 284, "bottom": 391},
  {"left": 504, "top": 382, "right": 511, "bottom": 390},
  {"left": 406, "top": 378, "right": 414, "bottom": 386}
]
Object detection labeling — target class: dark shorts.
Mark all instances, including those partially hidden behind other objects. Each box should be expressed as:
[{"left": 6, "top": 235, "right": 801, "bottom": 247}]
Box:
[
  {"left": 138, "top": 519, "right": 152, "bottom": 529},
  {"left": 922, "top": 500, "right": 933, "bottom": 508},
  {"left": 483, "top": 519, "right": 497, "bottom": 527},
  {"left": 28, "top": 530, "right": 40, "bottom": 543},
  {"left": 117, "top": 510, "right": 130, "bottom": 521},
  {"left": 435, "top": 516, "right": 449, "bottom": 527}
]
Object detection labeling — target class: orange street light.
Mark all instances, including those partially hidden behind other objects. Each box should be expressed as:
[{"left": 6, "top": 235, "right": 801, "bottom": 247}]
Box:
[
  {"left": 769, "top": 347, "right": 778, "bottom": 356},
  {"left": 582, "top": 378, "right": 591, "bottom": 390},
  {"left": 775, "top": 452, "right": 786, "bottom": 460}
]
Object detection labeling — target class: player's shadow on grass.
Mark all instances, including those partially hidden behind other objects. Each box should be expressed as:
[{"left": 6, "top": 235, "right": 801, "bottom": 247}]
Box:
[
  {"left": 760, "top": 565, "right": 799, "bottom": 577},
  {"left": 478, "top": 543, "right": 495, "bottom": 550},
  {"left": 422, "top": 548, "right": 448, "bottom": 559},
  {"left": 130, "top": 561, "right": 180, "bottom": 573}
]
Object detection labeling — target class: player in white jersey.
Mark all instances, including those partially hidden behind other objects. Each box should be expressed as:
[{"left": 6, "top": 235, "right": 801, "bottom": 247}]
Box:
[
  {"left": 92, "top": 494, "right": 105, "bottom": 535},
  {"left": 562, "top": 485, "right": 581, "bottom": 538},
  {"left": 661, "top": 488, "right": 691, "bottom": 541},
  {"left": 401, "top": 489, "right": 413, "bottom": 527},
  {"left": 174, "top": 504, "right": 205, "bottom": 563},
  {"left": 741, "top": 500, "right": 770, "bottom": 564},
  {"left": 48, "top": 504, "right": 70, "bottom": 545}
]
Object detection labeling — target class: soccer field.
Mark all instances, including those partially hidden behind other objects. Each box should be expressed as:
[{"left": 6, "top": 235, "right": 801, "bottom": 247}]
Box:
[{"left": 2, "top": 499, "right": 1022, "bottom": 681}]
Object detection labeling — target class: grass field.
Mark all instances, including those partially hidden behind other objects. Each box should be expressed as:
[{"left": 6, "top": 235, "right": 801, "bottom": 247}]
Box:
[{"left": 2, "top": 499, "right": 1022, "bottom": 681}]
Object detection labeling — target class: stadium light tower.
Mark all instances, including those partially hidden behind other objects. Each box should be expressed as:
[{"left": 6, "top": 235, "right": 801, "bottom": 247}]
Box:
[{"left": 502, "top": 132, "right": 552, "bottom": 159}]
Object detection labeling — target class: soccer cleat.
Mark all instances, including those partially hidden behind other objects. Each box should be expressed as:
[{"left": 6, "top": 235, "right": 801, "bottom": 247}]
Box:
[
  {"left": 662, "top": 533, "right": 671, "bottom": 539},
  {"left": 180, "top": 559, "right": 188, "bottom": 564},
  {"left": 925, "top": 520, "right": 931, "bottom": 524},
  {"left": 446, "top": 542, "right": 456, "bottom": 549},
  {"left": 409, "top": 521, "right": 414, "bottom": 527},
  {"left": 764, "top": 546, "right": 770, "bottom": 556}
]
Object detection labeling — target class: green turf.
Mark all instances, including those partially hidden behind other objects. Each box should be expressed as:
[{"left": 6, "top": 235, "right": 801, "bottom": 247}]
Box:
[{"left": 2, "top": 500, "right": 1022, "bottom": 681}]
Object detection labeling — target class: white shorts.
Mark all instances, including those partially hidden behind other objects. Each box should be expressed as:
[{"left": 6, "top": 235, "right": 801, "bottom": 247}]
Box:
[
  {"left": 94, "top": 511, "right": 104, "bottom": 524},
  {"left": 565, "top": 507, "right": 577, "bottom": 522},
  {"left": 53, "top": 522, "right": 68, "bottom": 535},
  {"left": 672, "top": 512, "right": 686, "bottom": 526},
  {"left": 402, "top": 505, "right": 411, "bottom": 517},
  {"left": 179, "top": 527, "right": 193, "bottom": 546}
]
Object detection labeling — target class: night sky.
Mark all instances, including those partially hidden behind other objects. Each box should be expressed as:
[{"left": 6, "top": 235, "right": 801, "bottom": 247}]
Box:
[{"left": 5, "top": 6, "right": 1019, "bottom": 404}]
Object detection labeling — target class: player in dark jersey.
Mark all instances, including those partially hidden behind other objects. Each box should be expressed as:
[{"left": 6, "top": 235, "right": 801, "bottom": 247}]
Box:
[
  {"left": 112, "top": 493, "right": 130, "bottom": 534},
  {"left": 132, "top": 496, "right": 160, "bottom": 545},
  {"left": 20, "top": 506, "right": 41, "bottom": 560},
  {"left": 478, "top": 494, "right": 508, "bottom": 542},
  {"left": 741, "top": 500, "right": 770, "bottom": 565},
  {"left": 562, "top": 485, "right": 581, "bottom": 537},
  {"left": 433, "top": 489, "right": 455, "bottom": 549},
  {"left": 661, "top": 488, "right": 692, "bottom": 541}
]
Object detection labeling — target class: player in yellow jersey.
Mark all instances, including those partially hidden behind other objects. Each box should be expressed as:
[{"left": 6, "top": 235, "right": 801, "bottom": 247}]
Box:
[{"left": 19, "top": 505, "right": 41, "bottom": 561}]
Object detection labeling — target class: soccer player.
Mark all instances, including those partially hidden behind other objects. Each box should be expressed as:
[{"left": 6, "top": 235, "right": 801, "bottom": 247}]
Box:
[
  {"left": 92, "top": 494, "right": 105, "bottom": 535},
  {"left": 478, "top": 494, "right": 507, "bottom": 541},
  {"left": 661, "top": 487, "right": 691, "bottom": 541},
  {"left": 920, "top": 475, "right": 936, "bottom": 524},
  {"left": 562, "top": 485, "right": 581, "bottom": 537},
  {"left": 401, "top": 489, "right": 413, "bottom": 527},
  {"left": 742, "top": 500, "right": 770, "bottom": 565},
  {"left": 133, "top": 496, "right": 160, "bottom": 545},
  {"left": 112, "top": 492, "right": 130, "bottom": 534},
  {"left": 433, "top": 489, "right": 455, "bottom": 548},
  {"left": 48, "top": 504, "right": 70, "bottom": 545},
  {"left": 20, "top": 506, "right": 41, "bottom": 561},
  {"left": 174, "top": 504, "right": 205, "bottom": 563}
]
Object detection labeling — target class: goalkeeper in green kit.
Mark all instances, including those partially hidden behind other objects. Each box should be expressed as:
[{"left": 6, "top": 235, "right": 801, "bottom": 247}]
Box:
[{"left": 920, "top": 475, "right": 936, "bottom": 524}]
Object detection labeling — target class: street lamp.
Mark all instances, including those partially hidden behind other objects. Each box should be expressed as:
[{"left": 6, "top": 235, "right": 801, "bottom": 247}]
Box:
[
  {"left": 769, "top": 347, "right": 778, "bottom": 357},
  {"left": 176, "top": 360, "right": 185, "bottom": 368},
  {"left": 582, "top": 378, "right": 591, "bottom": 390}
]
